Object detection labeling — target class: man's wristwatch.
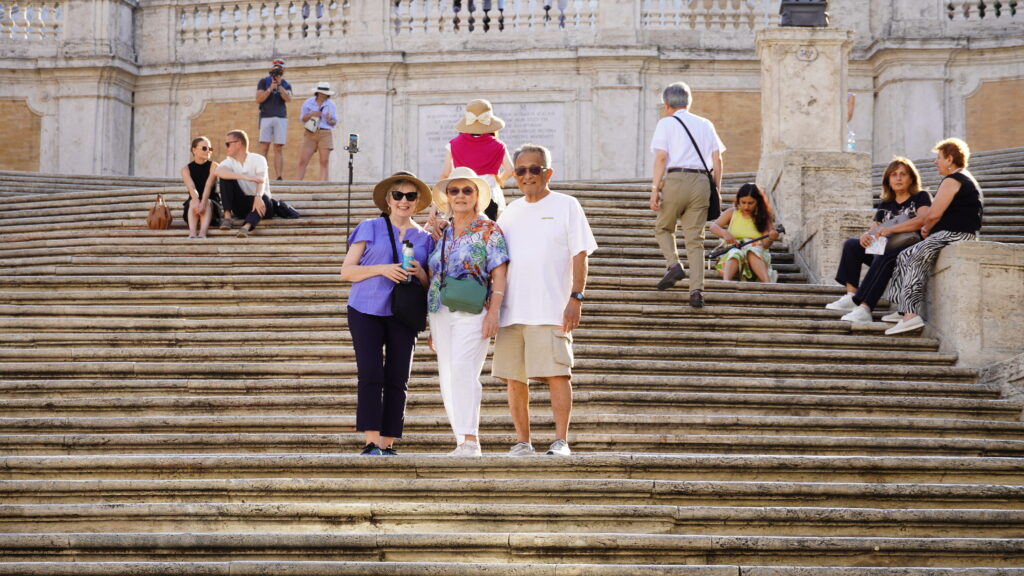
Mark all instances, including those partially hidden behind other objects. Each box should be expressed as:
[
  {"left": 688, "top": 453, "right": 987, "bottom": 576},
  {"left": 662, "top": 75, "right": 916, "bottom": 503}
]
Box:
[{"left": 570, "top": 291, "right": 585, "bottom": 302}]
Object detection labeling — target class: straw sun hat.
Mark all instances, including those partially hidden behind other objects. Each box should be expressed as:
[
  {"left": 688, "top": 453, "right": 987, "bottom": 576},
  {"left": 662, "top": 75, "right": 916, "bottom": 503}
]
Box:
[
  {"left": 373, "top": 171, "right": 433, "bottom": 214},
  {"left": 453, "top": 99, "right": 505, "bottom": 135},
  {"left": 431, "top": 167, "right": 492, "bottom": 215}
]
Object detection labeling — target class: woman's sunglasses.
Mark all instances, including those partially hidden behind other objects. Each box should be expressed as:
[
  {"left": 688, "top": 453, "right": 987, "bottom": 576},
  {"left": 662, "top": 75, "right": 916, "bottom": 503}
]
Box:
[
  {"left": 391, "top": 191, "right": 418, "bottom": 201},
  {"left": 514, "top": 165, "right": 547, "bottom": 177},
  {"left": 446, "top": 187, "right": 475, "bottom": 196}
]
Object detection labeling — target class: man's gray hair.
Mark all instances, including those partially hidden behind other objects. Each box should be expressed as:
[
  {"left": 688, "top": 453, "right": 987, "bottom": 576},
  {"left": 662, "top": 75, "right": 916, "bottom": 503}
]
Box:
[
  {"left": 662, "top": 82, "right": 692, "bottom": 109},
  {"left": 513, "top": 143, "right": 552, "bottom": 168}
]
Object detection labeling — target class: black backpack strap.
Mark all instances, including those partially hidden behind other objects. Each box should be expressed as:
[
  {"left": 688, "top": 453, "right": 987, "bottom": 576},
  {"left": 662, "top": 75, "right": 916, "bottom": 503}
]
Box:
[
  {"left": 383, "top": 215, "right": 400, "bottom": 264},
  {"left": 671, "top": 115, "right": 712, "bottom": 175}
]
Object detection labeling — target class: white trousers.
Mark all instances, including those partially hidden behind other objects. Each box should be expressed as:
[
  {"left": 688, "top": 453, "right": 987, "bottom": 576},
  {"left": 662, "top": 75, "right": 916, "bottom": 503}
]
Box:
[{"left": 429, "top": 304, "right": 490, "bottom": 442}]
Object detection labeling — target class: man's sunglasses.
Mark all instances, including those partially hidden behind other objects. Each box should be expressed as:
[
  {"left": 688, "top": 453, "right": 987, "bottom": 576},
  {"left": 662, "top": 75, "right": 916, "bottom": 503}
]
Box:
[
  {"left": 515, "top": 165, "right": 547, "bottom": 177},
  {"left": 391, "top": 191, "right": 418, "bottom": 201},
  {"left": 224, "top": 140, "right": 239, "bottom": 147},
  {"left": 446, "top": 187, "right": 475, "bottom": 196}
]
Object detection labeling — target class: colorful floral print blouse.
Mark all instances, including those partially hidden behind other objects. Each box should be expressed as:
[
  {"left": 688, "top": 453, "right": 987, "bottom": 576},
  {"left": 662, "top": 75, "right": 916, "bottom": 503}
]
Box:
[{"left": 427, "top": 215, "right": 510, "bottom": 313}]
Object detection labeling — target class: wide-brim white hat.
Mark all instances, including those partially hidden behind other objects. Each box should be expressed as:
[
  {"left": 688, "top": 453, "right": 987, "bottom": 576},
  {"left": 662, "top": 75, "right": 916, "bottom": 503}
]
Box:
[
  {"left": 312, "top": 81, "right": 335, "bottom": 96},
  {"left": 432, "top": 167, "right": 492, "bottom": 215}
]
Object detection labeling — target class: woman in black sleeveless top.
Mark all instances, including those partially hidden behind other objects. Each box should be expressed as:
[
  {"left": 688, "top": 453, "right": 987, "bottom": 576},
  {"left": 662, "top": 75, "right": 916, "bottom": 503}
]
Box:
[
  {"left": 180, "top": 136, "right": 224, "bottom": 238},
  {"left": 886, "top": 138, "right": 983, "bottom": 335}
]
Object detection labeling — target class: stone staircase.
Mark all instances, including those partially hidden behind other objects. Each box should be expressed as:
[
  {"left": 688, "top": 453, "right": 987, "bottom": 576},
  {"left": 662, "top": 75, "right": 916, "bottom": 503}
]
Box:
[{"left": 0, "top": 159, "right": 1023, "bottom": 574}]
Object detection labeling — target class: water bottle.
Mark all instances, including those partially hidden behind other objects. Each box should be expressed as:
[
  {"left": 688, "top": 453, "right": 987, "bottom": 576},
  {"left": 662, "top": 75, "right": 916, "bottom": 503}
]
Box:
[
  {"left": 401, "top": 241, "right": 415, "bottom": 282},
  {"left": 847, "top": 128, "right": 857, "bottom": 152}
]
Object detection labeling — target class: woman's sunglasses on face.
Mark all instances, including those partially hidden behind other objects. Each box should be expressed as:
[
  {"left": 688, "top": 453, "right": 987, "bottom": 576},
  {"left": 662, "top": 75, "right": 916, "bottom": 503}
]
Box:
[
  {"left": 446, "top": 187, "right": 475, "bottom": 196},
  {"left": 391, "top": 190, "right": 418, "bottom": 202},
  {"left": 515, "top": 165, "right": 547, "bottom": 177},
  {"left": 197, "top": 146, "right": 211, "bottom": 151}
]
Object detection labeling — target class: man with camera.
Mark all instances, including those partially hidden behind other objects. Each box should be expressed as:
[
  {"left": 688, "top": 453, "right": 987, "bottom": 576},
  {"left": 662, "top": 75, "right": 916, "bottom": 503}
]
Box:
[
  {"left": 255, "top": 59, "right": 293, "bottom": 181},
  {"left": 649, "top": 81, "right": 725, "bottom": 308}
]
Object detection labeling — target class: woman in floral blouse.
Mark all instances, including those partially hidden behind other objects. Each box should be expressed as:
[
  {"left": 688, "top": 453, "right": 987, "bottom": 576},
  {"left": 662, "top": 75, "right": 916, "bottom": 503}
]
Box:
[{"left": 428, "top": 167, "right": 510, "bottom": 457}]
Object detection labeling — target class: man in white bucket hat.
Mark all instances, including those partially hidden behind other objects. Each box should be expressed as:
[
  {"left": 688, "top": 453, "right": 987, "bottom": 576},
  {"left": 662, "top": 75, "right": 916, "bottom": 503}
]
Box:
[{"left": 297, "top": 81, "right": 338, "bottom": 181}]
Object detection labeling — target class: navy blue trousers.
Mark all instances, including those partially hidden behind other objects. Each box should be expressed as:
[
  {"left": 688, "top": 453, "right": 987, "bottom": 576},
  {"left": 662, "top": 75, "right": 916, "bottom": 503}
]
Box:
[
  {"left": 834, "top": 237, "right": 905, "bottom": 310},
  {"left": 347, "top": 306, "right": 417, "bottom": 438}
]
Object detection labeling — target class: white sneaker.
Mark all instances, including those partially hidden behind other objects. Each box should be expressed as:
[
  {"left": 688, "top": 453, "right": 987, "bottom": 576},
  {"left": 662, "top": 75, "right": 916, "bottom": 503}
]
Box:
[
  {"left": 885, "top": 315, "right": 925, "bottom": 335},
  {"left": 546, "top": 439, "right": 571, "bottom": 456},
  {"left": 825, "top": 293, "right": 857, "bottom": 311},
  {"left": 449, "top": 441, "right": 482, "bottom": 457},
  {"left": 508, "top": 442, "right": 535, "bottom": 456},
  {"left": 881, "top": 311, "right": 902, "bottom": 323},
  {"left": 841, "top": 306, "right": 873, "bottom": 324}
]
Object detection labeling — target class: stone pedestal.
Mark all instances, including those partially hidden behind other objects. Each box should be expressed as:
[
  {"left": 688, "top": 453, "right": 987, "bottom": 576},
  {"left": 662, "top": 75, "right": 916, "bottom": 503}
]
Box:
[
  {"left": 926, "top": 242, "right": 1024, "bottom": 368},
  {"left": 756, "top": 27, "right": 868, "bottom": 283}
]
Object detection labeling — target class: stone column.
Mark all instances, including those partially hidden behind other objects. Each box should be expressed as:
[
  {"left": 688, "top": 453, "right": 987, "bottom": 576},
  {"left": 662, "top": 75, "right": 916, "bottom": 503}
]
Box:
[
  {"left": 586, "top": 56, "right": 649, "bottom": 180},
  {"left": 756, "top": 27, "right": 871, "bottom": 283}
]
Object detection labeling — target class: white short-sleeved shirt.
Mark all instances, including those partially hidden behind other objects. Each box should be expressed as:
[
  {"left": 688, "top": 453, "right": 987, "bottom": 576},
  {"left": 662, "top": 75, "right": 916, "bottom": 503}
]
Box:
[
  {"left": 497, "top": 191, "right": 598, "bottom": 327},
  {"left": 219, "top": 152, "right": 272, "bottom": 198},
  {"left": 650, "top": 109, "right": 726, "bottom": 170}
]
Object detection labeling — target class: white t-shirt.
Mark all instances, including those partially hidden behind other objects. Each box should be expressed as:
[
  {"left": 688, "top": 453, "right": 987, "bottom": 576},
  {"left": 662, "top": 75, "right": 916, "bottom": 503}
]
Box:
[
  {"left": 650, "top": 109, "right": 725, "bottom": 170},
  {"left": 497, "top": 191, "right": 598, "bottom": 327},
  {"left": 219, "top": 152, "right": 272, "bottom": 198}
]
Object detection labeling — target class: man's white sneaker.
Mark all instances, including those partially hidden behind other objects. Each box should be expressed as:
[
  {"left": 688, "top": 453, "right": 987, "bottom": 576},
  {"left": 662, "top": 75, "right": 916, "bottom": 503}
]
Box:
[
  {"left": 881, "top": 311, "right": 902, "bottom": 323},
  {"left": 508, "top": 442, "right": 535, "bottom": 456},
  {"left": 825, "top": 293, "right": 857, "bottom": 311},
  {"left": 546, "top": 439, "right": 571, "bottom": 456},
  {"left": 449, "top": 441, "right": 482, "bottom": 457},
  {"left": 841, "top": 306, "right": 873, "bottom": 324},
  {"left": 885, "top": 315, "right": 925, "bottom": 335}
]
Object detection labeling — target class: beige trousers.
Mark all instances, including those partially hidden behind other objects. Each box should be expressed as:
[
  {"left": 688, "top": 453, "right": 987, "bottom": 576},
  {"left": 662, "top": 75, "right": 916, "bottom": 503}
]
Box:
[{"left": 654, "top": 171, "right": 709, "bottom": 291}]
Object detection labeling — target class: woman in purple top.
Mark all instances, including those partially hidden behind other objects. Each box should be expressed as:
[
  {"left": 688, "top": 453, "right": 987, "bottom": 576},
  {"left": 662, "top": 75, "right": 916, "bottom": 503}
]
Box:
[{"left": 340, "top": 171, "right": 435, "bottom": 456}]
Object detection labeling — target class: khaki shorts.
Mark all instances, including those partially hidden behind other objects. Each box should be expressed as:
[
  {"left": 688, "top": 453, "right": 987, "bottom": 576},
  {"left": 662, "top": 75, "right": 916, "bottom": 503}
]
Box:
[
  {"left": 302, "top": 129, "right": 335, "bottom": 151},
  {"left": 491, "top": 324, "right": 574, "bottom": 383}
]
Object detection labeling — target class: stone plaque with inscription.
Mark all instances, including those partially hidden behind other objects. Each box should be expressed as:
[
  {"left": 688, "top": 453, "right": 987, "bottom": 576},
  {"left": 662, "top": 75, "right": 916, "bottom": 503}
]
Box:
[{"left": 417, "top": 102, "right": 565, "bottom": 183}]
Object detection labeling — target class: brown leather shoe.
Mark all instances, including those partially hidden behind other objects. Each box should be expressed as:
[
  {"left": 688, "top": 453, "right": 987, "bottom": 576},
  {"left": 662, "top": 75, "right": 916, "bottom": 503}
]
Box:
[
  {"left": 657, "top": 263, "right": 686, "bottom": 291},
  {"left": 689, "top": 289, "right": 704, "bottom": 308}
]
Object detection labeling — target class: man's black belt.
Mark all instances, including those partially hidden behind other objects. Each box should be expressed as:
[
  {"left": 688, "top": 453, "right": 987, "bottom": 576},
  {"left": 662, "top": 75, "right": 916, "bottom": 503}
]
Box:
[{"left": 667, "top": 167, "right": 708, "bottom": 174}]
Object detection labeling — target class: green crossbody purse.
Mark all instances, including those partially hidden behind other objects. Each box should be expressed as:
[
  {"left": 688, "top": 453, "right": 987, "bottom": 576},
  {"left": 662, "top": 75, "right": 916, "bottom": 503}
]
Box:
[{"left": 439, "top": 227, "right": 487, "bottom": 314}]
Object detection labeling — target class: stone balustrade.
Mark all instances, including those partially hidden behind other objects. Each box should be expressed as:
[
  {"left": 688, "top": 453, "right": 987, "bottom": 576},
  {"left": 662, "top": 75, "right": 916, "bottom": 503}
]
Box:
[
  {"left": 177, "top": 1, "right": 347, "bottom": 46},
  {"left": 640, "top": 0, "right": 778, "bottom": 30},
  {"left": 946, "top": 0, "right": 1020, "bottom": 20},
  {"left": 392, "top": 0, "right": 597, "bottom": 34},
  {"left": 0, "top": 1, "right": 61, "bottom": 41}
]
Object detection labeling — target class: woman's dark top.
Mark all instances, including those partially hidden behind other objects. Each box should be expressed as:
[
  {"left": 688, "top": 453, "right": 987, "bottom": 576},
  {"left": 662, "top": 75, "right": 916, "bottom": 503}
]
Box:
[
  {"left": 187, "top": 161, "right": 213, "bottom": 196},
  {"left": 934, "top": 170, "right": 983, "bottom": 234},
  {"left": 874, "top": 190, "right": 932, "bottom": 224}
]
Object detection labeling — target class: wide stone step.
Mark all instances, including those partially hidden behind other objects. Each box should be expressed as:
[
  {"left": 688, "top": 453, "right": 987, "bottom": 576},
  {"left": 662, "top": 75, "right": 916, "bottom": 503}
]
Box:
[
  {"left": 0, "top": 375, "right": 996, "bottom": 400},
  {"left": 0, "top": 562, "right": 1020, "bottom": 576},
  {"left": 4, "top": 477, "right": 1021, "bottom": 508},
  {"left": 3, "top": 502, "right": 1022, "bottom": 537},
  {"left": 3, "top": 431, "right": 1021, "bottom": 457},
  {"left": 1, "top": 531, "right": 1021, "bottom": 566}
]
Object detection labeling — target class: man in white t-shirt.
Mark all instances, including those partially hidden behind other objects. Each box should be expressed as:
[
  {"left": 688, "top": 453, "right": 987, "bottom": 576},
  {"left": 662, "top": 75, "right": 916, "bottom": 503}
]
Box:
[
  {"left": 492, "top": 144, "right": 598, "bottom": 457},
  {"left": 649, "top": 81, "right": 725, "bottom": 308},
  {"left": 215, "top": 129, "right": 274, "bottom": 238}
]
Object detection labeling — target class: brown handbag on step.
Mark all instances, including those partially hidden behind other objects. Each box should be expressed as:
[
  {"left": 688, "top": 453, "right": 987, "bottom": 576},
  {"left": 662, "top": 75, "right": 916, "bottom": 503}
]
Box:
[{"left": 146, "top": 194, "right": 172, "bottom": 230}]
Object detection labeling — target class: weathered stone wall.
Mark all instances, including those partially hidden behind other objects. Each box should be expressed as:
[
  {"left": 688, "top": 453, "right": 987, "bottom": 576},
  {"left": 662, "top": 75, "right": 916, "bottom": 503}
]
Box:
[{"left": 0, "top": 100, "right": 41, "bottom": 173}]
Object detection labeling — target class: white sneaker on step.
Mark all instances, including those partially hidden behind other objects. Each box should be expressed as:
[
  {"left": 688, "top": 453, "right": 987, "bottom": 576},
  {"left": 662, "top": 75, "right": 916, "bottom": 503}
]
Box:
[
  {"left": 449, "top": 441, "right": 482, "bottom": 457},
  {"left": 825, "top": 293, "right": 856, "bottom": 311},
  {"left": 841, "top": 306, "right": 873, "bottom": 324},
  {"left": 885, "top": 315, "right": 925, "bottom": 335},
  {"left": 508, "top": 442, "right": 535, "bottom": 456},
  {"left": 546, "top": 439, "right": 571, "bottom": 456},
  {"left": 881, "top": 312, "right": 902, "bottom": 323}
]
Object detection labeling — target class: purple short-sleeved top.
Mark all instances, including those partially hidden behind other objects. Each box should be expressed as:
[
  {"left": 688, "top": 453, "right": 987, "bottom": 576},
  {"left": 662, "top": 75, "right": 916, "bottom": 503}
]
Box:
[{"left": 346, "top": 217, "right": 435, "bottom": 317}]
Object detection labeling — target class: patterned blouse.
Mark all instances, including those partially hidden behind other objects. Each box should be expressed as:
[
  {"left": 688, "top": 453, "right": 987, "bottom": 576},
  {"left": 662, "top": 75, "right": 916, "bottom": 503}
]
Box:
[{"left": 427, "top": 215, "right": 510, "bottom": 313}]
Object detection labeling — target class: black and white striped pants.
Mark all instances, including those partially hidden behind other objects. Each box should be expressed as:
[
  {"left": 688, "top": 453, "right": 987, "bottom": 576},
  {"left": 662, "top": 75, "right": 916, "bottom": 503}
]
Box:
[{"left": 889, "top": 230, "right": 977, "bottom": 316}]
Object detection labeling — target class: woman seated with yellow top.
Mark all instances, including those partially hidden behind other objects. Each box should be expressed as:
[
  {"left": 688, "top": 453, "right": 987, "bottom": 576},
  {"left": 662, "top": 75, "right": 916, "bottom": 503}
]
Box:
[{"left": 709, "top": 183, "right": 780, "bottom": 283}]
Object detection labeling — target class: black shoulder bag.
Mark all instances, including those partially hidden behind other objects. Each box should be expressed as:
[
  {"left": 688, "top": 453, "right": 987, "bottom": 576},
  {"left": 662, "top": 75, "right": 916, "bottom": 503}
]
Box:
[
  {"left": 383, "top": 217, "right": 428, "bottom": 332},
  {"left": 671, "top": 115, "right": 723, "bottom": 221}
]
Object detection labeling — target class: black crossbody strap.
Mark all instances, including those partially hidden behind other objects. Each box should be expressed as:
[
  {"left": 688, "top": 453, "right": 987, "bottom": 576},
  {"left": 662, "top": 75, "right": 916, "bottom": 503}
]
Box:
[
  {"left": 382, "top": 215, "right": 400, "bottom": 264},
  {"left": 671, "top": 115, "right": 712, "bottom": 175}
]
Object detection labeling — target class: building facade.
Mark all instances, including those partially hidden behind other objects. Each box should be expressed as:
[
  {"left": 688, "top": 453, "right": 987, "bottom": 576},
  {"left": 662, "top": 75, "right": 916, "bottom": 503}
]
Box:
[{"left": 2, "top": 0, "right": 1022, "bottom": 181}]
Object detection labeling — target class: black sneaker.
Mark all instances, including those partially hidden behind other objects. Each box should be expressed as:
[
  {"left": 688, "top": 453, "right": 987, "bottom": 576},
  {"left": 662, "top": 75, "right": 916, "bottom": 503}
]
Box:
[
  {"left": 381, "top": 446, "right": 398, "bottom": 456},
  {"left": 360, "top": 442, "right": 383, "bottom": 456},
  {"left": 657, "top": 263, "right": 686, "bottom": 290}
]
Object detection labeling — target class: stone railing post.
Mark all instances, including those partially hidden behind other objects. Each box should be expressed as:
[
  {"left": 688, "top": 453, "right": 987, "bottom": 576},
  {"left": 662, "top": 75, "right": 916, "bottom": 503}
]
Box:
[
  {"left": 926, "top": 242, "right": 1024, "bottom": 368},
  {"left": 756, "top": 27, "right": 871, "bottom": 283}
]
